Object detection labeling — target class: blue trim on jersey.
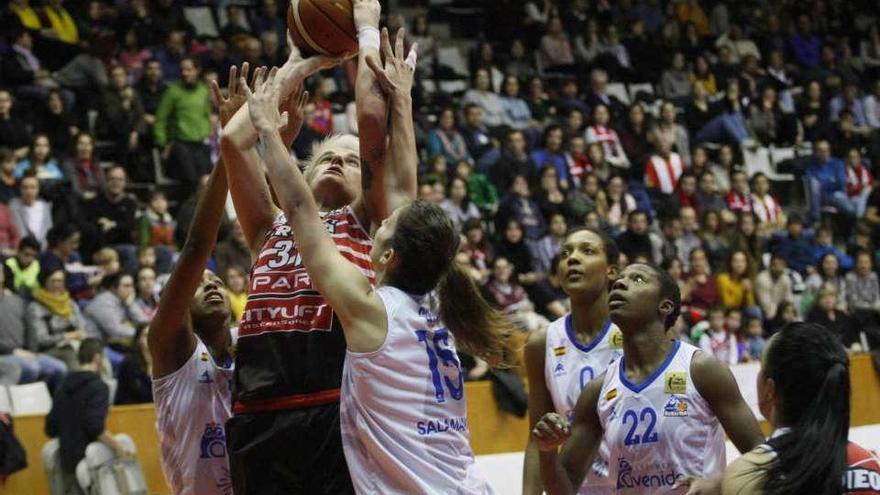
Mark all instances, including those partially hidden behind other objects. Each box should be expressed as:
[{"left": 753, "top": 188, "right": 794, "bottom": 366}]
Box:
[
  {"left": 565, "top": 315, "right": 612, "bottom": 353},
  {"left": 618, "top": 339, "right": 681, "bottom": 394}
]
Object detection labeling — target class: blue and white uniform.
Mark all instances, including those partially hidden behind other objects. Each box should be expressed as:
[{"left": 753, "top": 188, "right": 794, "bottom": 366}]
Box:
[
  {"left": 340, "top": 286, "right": 493, "bottom": 495},
  {"left": 544, "top": 315, "right": 622, "bottom": 493},
  {"left": 153, "top": 336, "right": 234, "bottom": 495},
  {"left": 597, "top": 340, "right": 726, "bottom": 494}
]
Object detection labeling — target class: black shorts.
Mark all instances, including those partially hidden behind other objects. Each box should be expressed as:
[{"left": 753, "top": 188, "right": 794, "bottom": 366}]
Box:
[{"left": 225, "top": 402, "right": 354, "bottom": 495}]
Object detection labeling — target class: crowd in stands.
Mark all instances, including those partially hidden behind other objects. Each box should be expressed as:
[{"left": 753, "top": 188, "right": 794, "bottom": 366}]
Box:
[{"left": 0, "top": 0, "right": 879, "bottom": 400}]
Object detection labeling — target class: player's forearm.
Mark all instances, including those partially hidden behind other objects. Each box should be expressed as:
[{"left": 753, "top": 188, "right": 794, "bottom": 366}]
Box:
[
  {"left": 220, "top": 134, "right": 274, "bottom": 252},
  {"left": 182, "top": 159, "right": 228, "bottom": 253},
  {"left": 523, "top": 439, "right": 546, "bottom": 495},
  {"left": 259, "top": 129, "right": 319, "bottom": 224},
  {"left": 384, "top": 92, "right": 417, "bottom": 206},
  {"left": 356, "top": 47, "right": 388, "bottom": 170},
  {"left": 539, "top": 450, "right": 576, "bottom": 495}
]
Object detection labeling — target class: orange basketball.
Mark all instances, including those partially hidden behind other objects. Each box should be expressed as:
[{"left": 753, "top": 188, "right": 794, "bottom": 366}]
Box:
[{"left": 287, "top": 0, "right": 357, "bottom": 57}]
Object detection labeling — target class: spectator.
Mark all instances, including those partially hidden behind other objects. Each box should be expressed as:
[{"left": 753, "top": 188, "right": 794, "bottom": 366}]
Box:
[
  {"left": 461, "top": 219, "right": 492, "bottom": 285},
  {"left": 115, "top": 324, "right": 152, "bottom": 405},
  {"left": 555, "top": 79, "right": 590, "bottom": 116},
  {"left": 644, "top": 138, "right": 684, "bottom": 214},
  {"left": 696, "top": 170, "right": 727, "bottom": 214},
  {"left": 717, "top": 250, "right": 757, "bottom": 313},
  {"left": 806, "top": 284, "right": 858, "bottom": 349},
  {"left": 4, "top": 236, "right": 41, "bottom": 296},
  {"left": 690, "top": 55, "right": 718, "bottom": 97},
  {"left": 653, "top": 101, "right": 691, "bottom": 166},
  {"left": 499, "top": 75, "right": 534, "bottom": 131},
  {"left": 748, "top": 86, "right": 798, "bottom": 146},
  {"left": 1, "top": 28, "right": 58, "bottom": 105},
  {"left": 677, "top": 206, "right": 702, "bottom": 269},
  {"left": 604, "top": 175, "right": 636, "bottom": 234},
  {"left": 152, "top": 31, "right": 187, "bottom": 83},
  {"left": 482, "top": 256, "right": 548, "bottom": 333},
  {"left": 617, "top": 103, "right": 652, "bottom": 176},
  {"left": 45, "top": 338, "right": 131, "bottom": 494},
  {"left": 496, "top": 176, "right": 547, "bottom": 241},
  {"left": 0, "top": 149, "right": 18, "bottom": 203},
  {"left": 532, "top": 165, "right": 572, "bottom": 223},
  {"left": 99, "top": 67, "right": 146, "bottom": 170},
  {"left": 489, "top": 130, "right": 535, "bottom": 193},
  {"left": 137, "top": 190, "right": 176, "bottom": 250},
  {"left": 660, "top": 52, "right": 692, "bottom": 103},
  {"left": 845, "top": 249, "right": 880, "bottom": 326},
  {"left": 0, "top": 266, "right": 67, "bottom": 390},
  {"left": 505, "top": 39, "right": 536, "bottom": 80},
  {"left": 806, "top": 139, "right": 854, "bottom": 222},
  {"left": 624, "top": 18, "right": 662, "bottom": 83},
  {"left": 461, "top": 68, "right": 507, "bottom": 129},
  {"left": 742, "top": 317, "right": 766, "bottom": 362},
  {"left": 33, "top": 90, "right": 79, "bottom": 155},
  {"left": 9, "top": 175, "right": 52, "bottom": 248},
  {"left": 14, "top": 134, "right": 65, "bottom": 183},
  {"left": 685, "top": 247, "right": 720, "bottom": 318},
  {"left": 790, "top": 14, "right": 822, "bottom": 68},
  {"left": 530, "top": 125, "right": 569, "bottom": 188},
  {"left": 440, "top": 177, "right": 481, "bottom": 231},
  {"left": 213, "top": 223, "right": 251, "bottom": 281},
  {"left": 584, "top": 68, "right": 626, "bottom": 122},
  {"left": 154, "top": 57, "right": 212, "bottom": 199},
  {"left": 699, "top": 209, "right": 731, "bottom": 270},
  {"left": 812, "top": 226, "right": 854, "bottom": 272},
  {"left": 695, "top": 80, "right": 751, "bottom": 146},
  {"left": 81, "top": 166, "right": 138, "bottom": 271},
  {"left": 729, "top": 211, "right": 763, "bottom": 269},
  {"left": 460, "top": 104, "right": 494, "bottom": 164},
  {"left": 40, "top": 224, "right": 96, "bottom": 302},
  {"left": 616, "top": 209, "right": 661, "bottom": 263},
  {"left": 797, "top": 80, "right": 833, "bottom": 143},
  {"left": 678, "top": 172, "right": 700, "bottom": 214},
  {"left": 136, "top": 59, "right": 166, "bottom": 122},
  {"left": 539, "top": 17, "right": 575, "bottom": 72},
  {"left": 755, "top": 253, "right": 794, "bottom": 321},
  {"left": 93, "top": 248, "right": 121, "bottom": 280},
  {"left": 830, "top": 82, "right": 868, "bottom": 125},
  {"left": 426, "top": 109, "right": 471, "bottom": 167},
  {"left": 63, "top": 133, "right": 105, "bottom": 199},
  {"left": 844, "top": 149, "right": 873, "bottom": 219},
  {"left": 771, "top": 215, "right": 814, "bottom": 276},
  {"left": 133, "top": 266, "right": 158, "bottom": 322},
  {"left": 526, "top": 77, "right": 554, "bottom": 123},
  {"left": 0, "top": 91, "right": 31, "bottom": 162},
  {"left": 865, "top": 79, "right": 880, "bottom": 129},
  {"left": 805, "top": 253, "right": 847, "bottom": 313},
  {"left": 0, "top": 198, "right": 20, "bottom": 257},
  {"left": 84, "top": 272, "right": 149, "bottom": 348},
  {"left": 224, "top": 266, "right": 248, "bottom": 324},
  {"left": 529, "top": 212, "right": 566, "bottom": 275},
  {"left": 726, "top": 169, "right": 752, "bottom": 216},
  {"left": 585, "top": 103, "right": 630, "bottom": 170},
  {"left": 52, "top": 31, "right": 111, "bottom": 96},
  {"left": 493, "top": 218, "right": 563, "bottom": 318},
  {"left": 563, "top": 136, "right": 590, "bottom": 187},
  {"left": 574, "top": 19, "right": 602, "bottom": 65},
  {"left": 750, "top": 172, "right": 786, "bottom": 236},
  {"left": 28, "top": 268, "right": 88, "bottom": 370},
  {"left": 695, "top": 307, "right": 738, "bottom": 366}
]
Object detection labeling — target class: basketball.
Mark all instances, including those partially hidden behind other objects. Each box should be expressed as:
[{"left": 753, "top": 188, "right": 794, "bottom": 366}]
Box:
[{"left": 287, "top": 0, "right": 358, "bottom": 57}]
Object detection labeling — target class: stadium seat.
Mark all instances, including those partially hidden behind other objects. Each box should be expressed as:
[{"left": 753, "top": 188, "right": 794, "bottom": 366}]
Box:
[
  {"left": 767, "top": 146, "right": 797, "bottom": 181},
  {"left": 628, "top": 82, "right": 654, "bottom": 102},
  {"left": 8, "top": 382, "right": 52, "bottom": 415},
  {"left": 79, "top": 434, "right": 147, "bottom": 495},
  {"left": 606, "top": 82, "right": 630, "bottom": 105},
  {"left": 0, "top": 386, "right": 11, "bottom": 413},
  {"left": 436, "top": 46, "right": 469, "bottom": 79},
  {"left": 184, "top": 7, "right": 220, "bottom": 38}
]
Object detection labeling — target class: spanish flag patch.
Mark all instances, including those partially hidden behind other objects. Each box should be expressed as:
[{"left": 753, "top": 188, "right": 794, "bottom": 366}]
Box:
[
  {"left": 553, "top": 346, "right": 567, "bottom": 356},
  {"left": 605, "top": 388, "right": 618, "bottom": 401}
]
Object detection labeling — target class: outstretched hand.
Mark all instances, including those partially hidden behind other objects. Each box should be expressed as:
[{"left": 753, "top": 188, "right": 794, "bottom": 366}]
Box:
[
  {"left": 366, "top": 27, "right": 417, "bottom": 96},
  {"left": 209, "top": 63, "right": 257, "bottom": 127},
  {"left": 242, "top": 67, "right": 288, "bottom": 135},
  {"left": 279, "top": 33, "right": 350, "bottom": 96}
]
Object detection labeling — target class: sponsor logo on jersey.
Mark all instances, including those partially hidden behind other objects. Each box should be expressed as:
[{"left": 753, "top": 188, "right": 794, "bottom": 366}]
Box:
[
  {"left": 418, "top": 306, "right": 440, "bottom": 327},
  {"left": 554, "top": 362, "right": 566, "bottom": 377},
  {"left": 616, "top": 458, "right": 684, "bottom": 490},
  {"left": 607, "top": 404, "right": 619, "bottom": 421},
  {"left": 199, "top": 423, "right": 227, "bottom": 459},
  {"left": 553, "top": 346, "right": 567, "bottom": 356},
  {"left": 198, "top": 369, "right": 213, "bottom": 384},
  {"left": 845, "top": 467, "right": 880, "bottom": 491},
  {"left": 200, "top": 352, "right": 209, "bottom": 361},
  {"left": 664, "top": 371, "right": 687, "bottom": 394},
  {"left": 416, "top": 416, "right": 469, "bottom": 436},
  {"left": 663, "top": 395, "right": 689, "bottom": 417},
  {"left": 605, "top": 388, "right": 618, "bottom": 401},
  {"left": 609, "top": 328, "right": 624, "bottom": 349}
]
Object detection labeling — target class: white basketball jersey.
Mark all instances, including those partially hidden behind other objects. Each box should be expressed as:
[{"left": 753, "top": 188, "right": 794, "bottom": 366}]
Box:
[
  {"left": 544, "top": 315, "right": 623, "bottom": 493},
  {"left": 153, "top": 336, "right": 234, "bottom": 495},
  {"left": 340, "top": 286, "right": 493, "bottom": 495},
  {"left": 597, "top": 340, "right": 726, "bottom": 494}
]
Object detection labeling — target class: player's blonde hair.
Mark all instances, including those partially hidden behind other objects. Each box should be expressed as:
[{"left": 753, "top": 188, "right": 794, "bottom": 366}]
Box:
[{"left": 301, "top": 134, "right": 360, "bottom": 185}]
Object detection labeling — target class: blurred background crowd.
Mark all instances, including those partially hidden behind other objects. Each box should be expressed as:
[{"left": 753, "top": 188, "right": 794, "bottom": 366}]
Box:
[{"left": 0, "top": 0, "right": 879, "bottom": 401}]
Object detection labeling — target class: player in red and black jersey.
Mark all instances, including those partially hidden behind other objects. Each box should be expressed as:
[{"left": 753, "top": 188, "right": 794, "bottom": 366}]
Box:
[
  {"left": 715, "top": 322, "right": 880, "bottom": 494},
  {"left": 219, "top": 0, "right": 417, "bottom": 492}
]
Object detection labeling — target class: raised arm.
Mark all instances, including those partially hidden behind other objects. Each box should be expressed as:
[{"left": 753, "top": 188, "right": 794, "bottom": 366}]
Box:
[
  {"left": 245, "top": 70, "right": 387, "bottom": 353},
  {"left": 533, "top": 377, "right": 605, "bottom": 495},
  {"left": 366, "top": 28, "right": 419, "bottom": 218},
  {"left": 221, "top": 42, "right": 342, "bottom": 254},
  {"left": 148, "top": 66, "right": 245, "bottom": 379},
  {"left": 351, "top": 0, "right": 389, "bottom": 227},
  {"left": 523, "top": 328, "right": 554, "bottom": 495},
  {"left": 691, "top": 351, "right": 764, "bottom": 454}
]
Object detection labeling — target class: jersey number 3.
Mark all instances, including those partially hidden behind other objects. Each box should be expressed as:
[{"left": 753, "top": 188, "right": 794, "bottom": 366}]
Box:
[
  {"left": 416, "top": 329, "right": 463, "bottom": 404},
  {"left": 622, "top": 407, "right": 659, "bottom": 446}
]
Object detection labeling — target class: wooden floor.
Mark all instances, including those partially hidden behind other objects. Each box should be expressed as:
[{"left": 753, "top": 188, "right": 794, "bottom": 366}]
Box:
[{"left": 2, "top": 354, "right": 878, "bottom": 495}]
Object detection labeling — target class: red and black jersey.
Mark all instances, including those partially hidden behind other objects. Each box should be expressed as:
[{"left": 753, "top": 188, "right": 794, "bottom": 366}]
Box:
[{"left": 233, "top": 206, "right": 374, "bottom": 411}]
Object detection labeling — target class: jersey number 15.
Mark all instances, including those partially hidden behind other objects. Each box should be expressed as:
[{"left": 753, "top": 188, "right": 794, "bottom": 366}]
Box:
[{"left": 415, "top": 329, "right": 464, "bottom": 404}]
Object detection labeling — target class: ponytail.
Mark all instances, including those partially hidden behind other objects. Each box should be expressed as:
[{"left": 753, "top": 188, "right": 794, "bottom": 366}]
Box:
[
  {"left": 438, "top": 262, "right": 516, "bottom": 367},
  {"left": 759, "top": 323, "right": 851, "bottom": 495}
]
